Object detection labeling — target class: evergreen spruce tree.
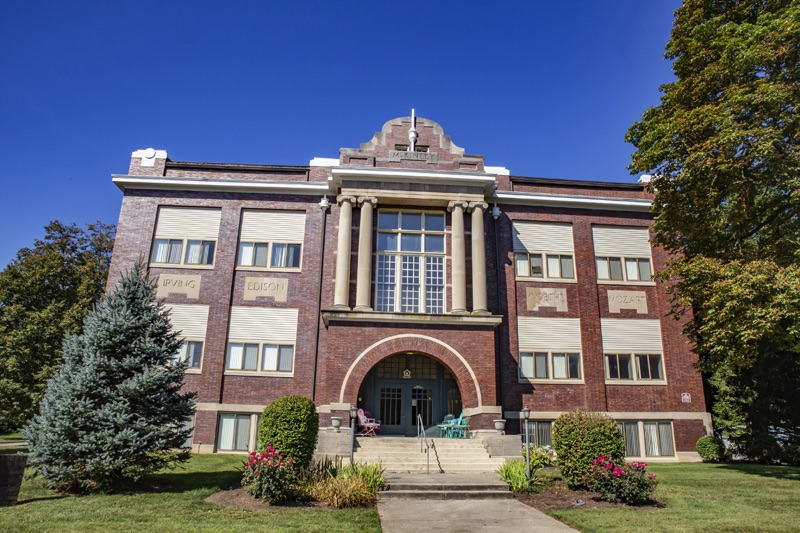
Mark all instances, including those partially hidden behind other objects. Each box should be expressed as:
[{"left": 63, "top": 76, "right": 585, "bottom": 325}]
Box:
[{"left": 22, "top": 260, "right": 196, "bottom": 492}]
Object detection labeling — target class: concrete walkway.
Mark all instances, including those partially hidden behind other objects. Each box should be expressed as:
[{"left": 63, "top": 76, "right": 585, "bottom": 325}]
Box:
[
  {"left": 378, "top": 499, "right": 578, "bottom": 532},
  {"left": 377, "top": 472, "right": 578, "bottom": 532}
]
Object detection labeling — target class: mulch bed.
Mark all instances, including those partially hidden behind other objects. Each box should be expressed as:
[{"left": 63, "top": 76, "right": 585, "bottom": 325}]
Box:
[
  {"left": 514, "top": 480, "right": 665, "bottom": 512},
  {"left": 205, "top": 486, "right": 330, "bottom": 511}
]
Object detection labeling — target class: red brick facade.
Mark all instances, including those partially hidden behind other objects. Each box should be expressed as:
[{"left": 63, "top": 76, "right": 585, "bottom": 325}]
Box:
[{"left": 108, "top": 116, "right": 711, "bottom": 459}]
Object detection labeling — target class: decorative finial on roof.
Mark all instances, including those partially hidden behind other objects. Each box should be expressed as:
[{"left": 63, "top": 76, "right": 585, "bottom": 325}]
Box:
[{"left": 408, "top": 108, "right": 418, "bottom": 152}]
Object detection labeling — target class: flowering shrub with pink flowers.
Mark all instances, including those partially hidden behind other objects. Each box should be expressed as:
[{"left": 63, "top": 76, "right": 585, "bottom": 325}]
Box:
[
  {"left": 241, "top": 446, "right": 296, "bottom": 504},
  {"left": 584, "top": 455, "right": 658, "bottom": 505}
]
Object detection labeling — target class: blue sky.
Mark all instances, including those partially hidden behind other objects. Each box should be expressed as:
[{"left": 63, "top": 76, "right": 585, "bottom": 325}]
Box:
[{"left": 0, "top": 0, "right": 680, "bottom": 267}]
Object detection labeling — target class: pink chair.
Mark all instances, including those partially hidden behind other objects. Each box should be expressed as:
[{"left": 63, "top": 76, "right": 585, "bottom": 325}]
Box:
[{"left": 356, "top": 409, "right": 381, "bottom": 437}]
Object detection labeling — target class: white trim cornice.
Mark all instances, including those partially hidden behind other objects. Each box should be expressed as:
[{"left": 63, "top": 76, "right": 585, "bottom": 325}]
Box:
[
  {"left": 112, "top": 175, "right": 330, "bottom": 195},
  {"left": 329, "top": 166, "right": 498, "bottom": 191},
  {"left": 493, "top": 190, "right": 653, "bottom": 212}
]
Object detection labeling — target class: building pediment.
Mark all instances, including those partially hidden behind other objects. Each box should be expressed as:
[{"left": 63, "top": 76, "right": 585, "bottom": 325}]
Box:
[{"left": 340, "top": 115, "right": 485, "bottom": 173}]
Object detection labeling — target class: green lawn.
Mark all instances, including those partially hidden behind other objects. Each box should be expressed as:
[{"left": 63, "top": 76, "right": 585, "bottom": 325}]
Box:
[
  {"left": 0, "top": 453, "right": 380, "bottom": 533},
  {"left": 549, "top": 462, "right": 800, "bottom": 533},
  {"left": 0, "top": 433, "right": 23, "bottom": 443}
]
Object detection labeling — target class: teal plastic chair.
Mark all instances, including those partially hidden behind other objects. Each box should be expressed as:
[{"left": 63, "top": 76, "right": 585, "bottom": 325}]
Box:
[
  {"left": 438, "top": 413, "right": 460, "bottom": 437},
  {"left": 449, "top": 416, "right": 470, "bottom": 439}
]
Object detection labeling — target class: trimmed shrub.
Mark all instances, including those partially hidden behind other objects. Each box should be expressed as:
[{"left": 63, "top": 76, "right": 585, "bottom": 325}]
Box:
[
  {"left": 696, "top": 436, "right": 727, "bottom": 462},
  {"left": 552, "top": 410, "right": 626, "bottom": 489},
  {"left": 258, "top": 395, "right": 319, "bottom": 469},
  {"left": 241, "top": 446, "right": 295, "bottom": 504},
  {"left": 585, "top": 455, "right": 658, "bottom": 505}
]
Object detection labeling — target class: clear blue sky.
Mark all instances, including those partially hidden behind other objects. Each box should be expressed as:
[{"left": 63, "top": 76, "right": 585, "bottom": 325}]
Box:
[{"left": 0, "top": 0, "right": 680, "bottom": 268}]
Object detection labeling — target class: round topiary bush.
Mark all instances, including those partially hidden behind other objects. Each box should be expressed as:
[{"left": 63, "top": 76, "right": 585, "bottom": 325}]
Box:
[
  {"left": 696, "top": 436, "right": 726, "bottom": 462},
  {"left": 258, "top": 395, "right": 319, "bottom": 469},
  {"left": 552, "top": 410, "right": 626, "bottom": 489}
]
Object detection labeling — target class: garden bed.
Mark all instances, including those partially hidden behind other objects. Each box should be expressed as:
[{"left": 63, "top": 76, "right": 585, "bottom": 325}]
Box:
[{"left": 515, "top": 480, "right": 665, "bottom": 512}]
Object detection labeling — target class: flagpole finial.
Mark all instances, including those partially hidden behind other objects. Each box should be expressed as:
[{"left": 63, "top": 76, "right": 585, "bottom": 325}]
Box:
[{"left": 408, "top": 108, "right": 418, "bottom": 152}]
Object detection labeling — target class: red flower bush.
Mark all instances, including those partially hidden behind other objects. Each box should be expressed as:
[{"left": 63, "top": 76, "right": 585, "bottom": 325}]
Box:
[
  {"left": 241, "top": 446, "right": 295, "bottom": 504},
  {"left": 584, "top": 455, "right": 658, "bottom": 505}
]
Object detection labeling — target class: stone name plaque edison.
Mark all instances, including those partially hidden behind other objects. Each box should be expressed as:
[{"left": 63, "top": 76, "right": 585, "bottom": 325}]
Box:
[
  {"left": 526, "top": 287, "right": 568, "bottom": 312},
  {"left": 244, "top": 277, "right": 288, "bottom": 302},
  {"left": 607, "top": 290, "right": 647, "bottom": 314},
  {"left": 156, "top": 274, "right": 201, "bottom": 299}
]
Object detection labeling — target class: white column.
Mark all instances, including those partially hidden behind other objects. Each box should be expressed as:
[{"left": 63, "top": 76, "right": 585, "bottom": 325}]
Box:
[
  {"left": 448, "top": 201, "right": 469, "bottom": 314},
  {"left": 469, "top": 201, "right": 489, "bottom": 315},
  {"left": 354, "top": 196, "right": 377, "bottom": 311},
  {"left": 333, "top": 195, "right": 356, "bottom": 309}
]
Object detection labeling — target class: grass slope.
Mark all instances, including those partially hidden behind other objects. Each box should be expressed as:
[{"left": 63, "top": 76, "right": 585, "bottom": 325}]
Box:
[
  {"left": 0, "top": 453, "right": 380, "bottom": 533},
  {"left": 550, "top": 463, "right": 800, "bottom": 533}
]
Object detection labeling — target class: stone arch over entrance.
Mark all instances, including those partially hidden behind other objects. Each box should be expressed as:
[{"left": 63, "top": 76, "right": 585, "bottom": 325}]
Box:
[{"left": 338, "top": 334, "right": 482, "bottom": 408}]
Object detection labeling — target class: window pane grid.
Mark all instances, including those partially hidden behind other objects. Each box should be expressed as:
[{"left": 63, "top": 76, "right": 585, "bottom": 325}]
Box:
[
  {"left": 238, "top": 241, "right": 301, "bottom": 268},
  {"left": 229, "top": 342, "right": 294, "bottom": 373},
  {"left": 425, "top": 256, "right": 444, "bottom": 313},
  {"left": 520, "top": 352, "right": 581, "bottom": 381},
  {"left": 516, "top": 253, "right": 573, "bottom": 280},
  {"left": 400, "top": 256, "right": 420, "bottom": 312}
]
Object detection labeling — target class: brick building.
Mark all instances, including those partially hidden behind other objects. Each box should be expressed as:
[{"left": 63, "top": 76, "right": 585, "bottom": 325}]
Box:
[{"left": 107, "top": 115, "right": 711, "bottom": 461}]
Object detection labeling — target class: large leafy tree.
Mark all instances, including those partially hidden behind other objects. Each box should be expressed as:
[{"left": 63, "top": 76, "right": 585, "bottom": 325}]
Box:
[
  {"left": 23, "top": 260, "right": 196, "bottom": 492},
  {"left": 0, "top": 221, "right": 115, "bottom": 431},
  {"left": 627, "top": 0, "right": 800, "bottom": 462}
]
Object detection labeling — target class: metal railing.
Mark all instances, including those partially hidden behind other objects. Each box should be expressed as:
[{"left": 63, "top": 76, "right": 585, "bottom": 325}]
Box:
[{"left": 417, "top": 414, "right": 444, "bottom": 474}]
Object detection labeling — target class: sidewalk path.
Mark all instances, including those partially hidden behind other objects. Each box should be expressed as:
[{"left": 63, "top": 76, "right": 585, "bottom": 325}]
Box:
[{"left": 378, "top": 497, "right": 578, "bottom": 532}]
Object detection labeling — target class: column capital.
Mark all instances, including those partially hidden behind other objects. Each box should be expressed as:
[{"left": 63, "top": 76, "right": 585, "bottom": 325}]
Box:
[
  {"left": 467, "top": 201, "right": 489, "bottom": 213},
  {"left": 337, "top": 195, "right": 357, "bottom": 207},
  {"left": 447, "top": 200, "right": 469, "bottom": 212},
  {"left": 357, "top": 196, "right": 377, "bottom": 207}
]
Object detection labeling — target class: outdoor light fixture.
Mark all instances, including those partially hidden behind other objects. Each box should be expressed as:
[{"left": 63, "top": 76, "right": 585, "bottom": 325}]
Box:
[
  {"left": 349, "top": 405, "right": 358, "bottom": 465},
  {"left": 521, "top": 407, "right": 531, "bottom": 481}
]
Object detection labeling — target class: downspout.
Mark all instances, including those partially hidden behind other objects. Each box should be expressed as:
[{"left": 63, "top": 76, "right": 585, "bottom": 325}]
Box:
[
  {"left": 492, "top": 203, "right": 504, "bottom": 417},
  {"left": 310, "top": 195, "right": 330, "bottom": 402}
]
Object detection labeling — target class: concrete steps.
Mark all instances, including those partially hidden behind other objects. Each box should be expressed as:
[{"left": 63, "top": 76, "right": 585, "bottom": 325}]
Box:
[
  {"left": 353, "top": 436, "right": 507, "bottom": 473},
  {"left": 380, "top": 472, "right": 512, "bottom": 500}
]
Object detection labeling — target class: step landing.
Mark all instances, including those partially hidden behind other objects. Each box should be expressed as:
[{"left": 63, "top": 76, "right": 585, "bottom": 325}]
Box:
[{"left": 380, "top": 472, "right": 512, "bottom": 500}]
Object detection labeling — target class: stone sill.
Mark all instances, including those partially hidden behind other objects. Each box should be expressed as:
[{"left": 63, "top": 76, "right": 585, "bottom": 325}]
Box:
[{"left": 321, "top": 310, "right": 503, "bottom": 328}]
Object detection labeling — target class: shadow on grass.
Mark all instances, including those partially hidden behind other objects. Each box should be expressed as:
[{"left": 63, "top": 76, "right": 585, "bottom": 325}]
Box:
[
  {"left": 0, "top": 446, "right": 28, "bottom": 456},
  {"left": 719, "top": 462, "right": 800, "bottom": 481},
  {"left": 135, "top": 468, "right": 243, "bottom": 494}
]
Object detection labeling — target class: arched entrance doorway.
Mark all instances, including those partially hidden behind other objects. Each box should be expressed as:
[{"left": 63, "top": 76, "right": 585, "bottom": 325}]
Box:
[{"left": 358, "top": 353, "right": 461, "bottom": 436}]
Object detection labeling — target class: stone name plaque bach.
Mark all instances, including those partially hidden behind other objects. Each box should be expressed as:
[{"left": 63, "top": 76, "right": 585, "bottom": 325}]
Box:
[{"left": 244, "top": 277, "right": 288, "bottom": 302}]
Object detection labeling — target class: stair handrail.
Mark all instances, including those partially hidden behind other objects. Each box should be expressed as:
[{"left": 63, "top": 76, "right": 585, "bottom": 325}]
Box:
[{"left": 417, "top": 414, "right": 444, "bottom": 474}]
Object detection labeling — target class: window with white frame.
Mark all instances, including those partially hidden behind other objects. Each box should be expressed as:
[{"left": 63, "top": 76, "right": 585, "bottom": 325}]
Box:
[
  {"left": 520, "top": 352, "right": 581, "bottom": 380},
  {"left": 226, "top": 342, "right": 294, "bottom": 373},
  {"left": 601, "top": 319, "right": 665, "bottom": 383},
  {"left": 165, "top": 304, "right": 209, "bottom": 372},
  {"left": 174, "top": 341, "right": 203, "bottom": 369},
  {"left": 517, "top": 317, "right": 583, "bottom": 382},
  {"left": 217, "top": 413, "right": 253, "bottom": 452},
  {"left": 226, "top": 307, "right": 298, "bottom": 376},
  {"left": 523, "top": 420, "right": 553, "bottom": 447},
  {"left": 375, "top": 210, "right": 446, "bottom": 313},
  {"left": 592, "top": 226, "right": 653, "bottom": 282},
  {"left": 617, "top": 421, "right": 675, "bottom": 457},
  {"left": 237, "top": 210, "right": 306, "bottom": 270},
  {"left": 512, "top": 222, "right": 576, "bottom": 280},
  {"left": 151, "top": 207, "right": 221, "bottom": 267}
]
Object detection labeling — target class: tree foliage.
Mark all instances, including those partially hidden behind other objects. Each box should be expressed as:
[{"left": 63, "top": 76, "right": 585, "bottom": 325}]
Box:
[
  {"left": 627, "top": 0, "right": 800, "bottom": 461},
  {"left": 0, "top": 221, "right": 115, "bottom": 431},
  {"left": 22, "top": 260, "right": 196, "bottom": 493}
]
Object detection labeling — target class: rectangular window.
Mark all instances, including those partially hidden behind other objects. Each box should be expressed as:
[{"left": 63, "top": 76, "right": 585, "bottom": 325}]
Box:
[
  {"left": 617, "top": 421, "right": 675, "bottom": 458},
  {"left": 217, "top": 414, "right": 251, "bottom": 451},
  {"left": 227, "top": 342, "right": 294, "bottom": 374},
  {"left": 637, "top": 354, "right": 662, "bottom": 380},
  {"left": 520, "top": 352, "right": 581, "bottom": 380},
  {"left": 592, "top": 226, "right": 653, "bottom": 283},
  {"left": 375, "top": 211, "right": 446, "bottom": 313},
  {"left": 524, "top": 420, "right": 553, "bottom": 447},
  {"left": 606, "top": 353, "right": 664, "bottom": 382},
  {"left": 174, "top": 341, "right": 203, "bottom": 369},
  {"left": 238, "top": 242, "right": 302, "bottom": 269},
  {"left": 151, "top": 207, "right": 220, "bottom": 267},
  {"left": 516, "top": 253, "right": 574, "bottom": 280}
]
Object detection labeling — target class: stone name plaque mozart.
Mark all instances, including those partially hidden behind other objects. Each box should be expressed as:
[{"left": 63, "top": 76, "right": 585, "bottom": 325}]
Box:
[
  {"left": 526, "top": 287, "right": 568, "bottom": 312},
  {"left": 156, "top": 274, "right": 201, "bottom": 299},
  {"left": 607, "top": 290, "right": 647, "bottom": 314},
  {"left": 243, "top": 277, "right": 288, "bottom": 302}
]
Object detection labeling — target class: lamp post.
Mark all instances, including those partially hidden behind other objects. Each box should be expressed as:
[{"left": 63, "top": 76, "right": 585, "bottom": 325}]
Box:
[
  {"left": 521, "top": 407, "right": 531, "bottom": 481},
  {"left": 349, "top": 405, "right": 358, "bottom": 465}
]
